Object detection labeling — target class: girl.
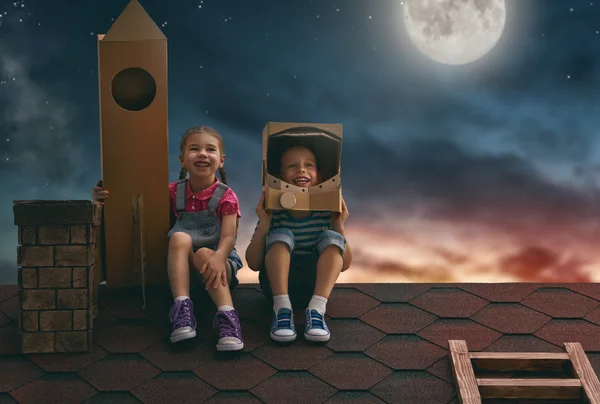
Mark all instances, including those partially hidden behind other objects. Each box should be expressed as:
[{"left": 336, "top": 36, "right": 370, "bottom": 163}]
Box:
[{"left": 93, "top": 126, "right": 244, "bottom": 351}]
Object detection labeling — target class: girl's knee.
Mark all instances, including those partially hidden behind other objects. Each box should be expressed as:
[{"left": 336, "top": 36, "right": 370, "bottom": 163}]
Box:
[
  {"left": 169, "top": 232, "right": 192, "bottom": 249},
  {"left": 194, "top": 247, "right": 214, "bottom": 261}
]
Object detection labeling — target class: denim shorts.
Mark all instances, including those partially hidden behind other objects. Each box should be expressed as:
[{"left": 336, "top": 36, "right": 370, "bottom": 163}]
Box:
[{"left": 258, "top": 228, "right": 346, "bottom": 306}]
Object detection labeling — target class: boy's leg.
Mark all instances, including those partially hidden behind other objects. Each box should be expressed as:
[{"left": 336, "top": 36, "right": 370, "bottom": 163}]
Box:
[
  {"left": 191, "top": 247, "right": 243, "bottom": 351},
  {"left": 304, "top": 230, "right": 346, "bottom": 342},
  {"left": 264, "top": 228, "right": 297, "bottom": 342},
  {"left": 167, "top": 232, "right": 197, "bottom": 343}
]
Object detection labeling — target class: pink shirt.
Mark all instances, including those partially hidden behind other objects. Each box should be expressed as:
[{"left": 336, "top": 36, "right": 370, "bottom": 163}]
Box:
[{"left": 168, "top": 178, "right": 241, "bottom": 223}]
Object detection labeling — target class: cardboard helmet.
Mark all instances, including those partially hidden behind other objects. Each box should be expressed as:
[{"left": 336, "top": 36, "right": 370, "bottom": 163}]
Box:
[{"left": 262, "top": 122, "right": 342, "bottom": 212}]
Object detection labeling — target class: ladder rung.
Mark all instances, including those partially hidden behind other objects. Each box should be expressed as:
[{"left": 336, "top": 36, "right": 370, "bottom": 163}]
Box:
[
  {"left": 478, "top": 378, "right": 583, "bottom": 400},
  {"left": 470, "top": 352, "right": 571, "bottom": 372}
]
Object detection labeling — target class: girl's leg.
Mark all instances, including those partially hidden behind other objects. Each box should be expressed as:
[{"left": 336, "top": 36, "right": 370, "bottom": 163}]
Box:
[
  {"left": 167, "top": 232, "right": 197, "bottom": 343},
  {"left": 167, "top": 232, "right": 193, "bottom": 299},
  {"left": 190, "top": 248, "right": 233, "bottom": 306},
  {"left": 191, "top": 248, "right": 243, "bottom": 351}
]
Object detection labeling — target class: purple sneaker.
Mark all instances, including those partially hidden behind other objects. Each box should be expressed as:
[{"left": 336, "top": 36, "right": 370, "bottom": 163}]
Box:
[
  {"left": 169, "top": 298, "right": 197, "bottom": 343},
  {"left": 212, "top": 309, "right": 244, "bottom": 351}
]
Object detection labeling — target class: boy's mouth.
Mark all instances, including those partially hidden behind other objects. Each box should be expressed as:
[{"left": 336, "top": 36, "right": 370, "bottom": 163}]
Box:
[{"left": 293, "top": 176, "right": 310, "bottom": 185}]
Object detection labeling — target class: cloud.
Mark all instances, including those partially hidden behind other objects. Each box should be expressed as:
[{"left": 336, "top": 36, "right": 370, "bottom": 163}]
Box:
[{"left": 0, "top": 45, "right": 87, "bottom": 192}]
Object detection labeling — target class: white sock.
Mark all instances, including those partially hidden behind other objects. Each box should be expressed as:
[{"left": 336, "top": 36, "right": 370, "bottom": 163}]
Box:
[
  {"left": 217, "top": 305, "right": 234, "bottom": 312},
  {"left": 307, "top": 295, "right": 328, "bottom": 315},
  {"left": 175, "top": 296, "right": 190, "bottom": 301},
  {"left": 273, "top": 294, "right": 292, "bottom": 313}
]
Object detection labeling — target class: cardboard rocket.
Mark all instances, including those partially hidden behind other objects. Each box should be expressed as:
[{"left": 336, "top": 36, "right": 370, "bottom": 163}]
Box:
[
  {"left": 262, "top": 122, "right": 343, "bottom": 212},
  {"left": 97, "top": 0, "right": 170, "bottom": 288}
]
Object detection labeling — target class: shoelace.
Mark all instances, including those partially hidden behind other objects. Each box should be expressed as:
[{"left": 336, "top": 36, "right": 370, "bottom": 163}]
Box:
[
  {"left": 170, "top": 299, "right": 194, "bottom": 328},
  {"left": 275, "top": 309, "right": 293, "bottom": 329},
  {"left": 308, "top": 310, "right": 325, "bottom": 330},
  {"left": 213, "top": 311, "right": 238, "bottom": 338}
]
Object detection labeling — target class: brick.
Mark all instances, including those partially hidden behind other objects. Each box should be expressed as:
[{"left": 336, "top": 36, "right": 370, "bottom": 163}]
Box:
[
  {"left": 39, "top": 267, "right": 72, "bottom": 288},
  {"left": 72, "top": 267, "right": 88, "bottom": 288},
  {"left": 22, "top": 311, "right": 39, "bottom": 331},
  {"left": 55, "top": 246, "right": 89, "bottom": 267},
  {"left": 18, "top": 226, "right": 37, "bottom": 245},
  {"left": 55, "top": 331, "right": 90, "bottom": 352},
  {"left": 70, "top": 225, "right": 89, "bottom": 244},
  {"left": 89, "top": 226, "right": 97, "bottom": 244},
  {"left": 89, "top": 244, "right": 97, "bottom": 266},
  {"left": 40, "top": 311, "right": 72, "bottom": 331},
  {"left": 22, "top": 332, "right": 55, "bottom": 353},
  {"left": 73, "top": 310, "right": 89, "bottom": 330},
  {"left": 38, "top": 225, "right": 69, "bottom": 245},
  {"left": 57, "top": 290, "right": 88, "bottom": 309},
  {"left": 18, "top": 246, "right": 53, "bottom": 267},
  {"left": 93, "top": 202, "right": 102, "bottom": 226},
  {"left": 21, "top": 290, "right": 56, "bottom": 310},
  {"left": 19, "top": 268, "right": 38, "bottom": 289},
  {"left": 14, "top": 200, "right": 99, "bottom": 226}
]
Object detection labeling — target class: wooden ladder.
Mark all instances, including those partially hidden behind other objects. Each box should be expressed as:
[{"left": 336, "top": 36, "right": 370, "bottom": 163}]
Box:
[{"left": 449, "top": 340, "right": 600, "bottom": 403}]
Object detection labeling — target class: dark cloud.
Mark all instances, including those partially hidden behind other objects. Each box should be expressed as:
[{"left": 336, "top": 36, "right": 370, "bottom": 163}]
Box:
[{"left": 341, "top": 131, "right": 598, "bottom": 228}]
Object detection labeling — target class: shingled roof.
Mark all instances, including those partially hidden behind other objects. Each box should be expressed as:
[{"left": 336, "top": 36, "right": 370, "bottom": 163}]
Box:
[{"left": 1, "top": 282, "right": 600, "bottom": 403}]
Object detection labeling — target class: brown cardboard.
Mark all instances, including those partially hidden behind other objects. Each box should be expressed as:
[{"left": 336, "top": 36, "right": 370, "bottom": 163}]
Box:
[
  {"left": 262, "top": 122, "right": 343, "bottom": 212},
  {"left": 97, "top": 0, "right": 169, "bottom": 288}
]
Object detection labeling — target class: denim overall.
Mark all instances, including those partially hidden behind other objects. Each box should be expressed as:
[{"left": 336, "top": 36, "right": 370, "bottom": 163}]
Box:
[{"left": 167, "top": 179, "right": 228, "bottom": 250}]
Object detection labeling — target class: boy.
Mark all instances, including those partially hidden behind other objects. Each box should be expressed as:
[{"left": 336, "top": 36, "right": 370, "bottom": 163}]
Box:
[{"left": 245, "top": 144, "right": 352, "bottom": 342}]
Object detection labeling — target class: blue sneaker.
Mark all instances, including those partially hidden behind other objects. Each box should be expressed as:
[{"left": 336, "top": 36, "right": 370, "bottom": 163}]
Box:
[
  {"left": 304, "top": 308, "right": 330, "bottom": 342},
  {"left": 270, "top": 307, "right": 296, "bottom": 342}
]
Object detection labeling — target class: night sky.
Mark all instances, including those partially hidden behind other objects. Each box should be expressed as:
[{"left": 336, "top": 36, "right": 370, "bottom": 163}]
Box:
[{"left": 1, "top": 0, "right": 600, "bottom": 284}]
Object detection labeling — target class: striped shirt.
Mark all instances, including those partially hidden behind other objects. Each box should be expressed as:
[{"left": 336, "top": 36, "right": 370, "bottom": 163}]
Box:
[{"left": 253, "top": 210, "right": 332, "bottom": 255}]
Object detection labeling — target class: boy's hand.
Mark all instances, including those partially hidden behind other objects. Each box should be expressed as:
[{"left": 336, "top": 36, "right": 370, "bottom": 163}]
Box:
[
  {"left": 92, "top": 180, "right": 109, "bottom": 202},
  {"left": 200, "top": 254, "right": 227, "bottom": 290},
  {"left": 255, "top": 191, "right": 272, "bottom": 224},
  {"left": 331, "top": 197, "right": 349, "bottom": 231}
]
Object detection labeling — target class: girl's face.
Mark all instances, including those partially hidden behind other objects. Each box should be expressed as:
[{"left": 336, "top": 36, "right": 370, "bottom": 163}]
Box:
[{"left": 180, "top": 132, "right": 224, "bottom": 178}]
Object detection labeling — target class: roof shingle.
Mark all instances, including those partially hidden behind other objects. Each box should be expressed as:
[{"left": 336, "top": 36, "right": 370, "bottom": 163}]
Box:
[{"left": 1, "top": 282, "right": 600, "bottom": 403}]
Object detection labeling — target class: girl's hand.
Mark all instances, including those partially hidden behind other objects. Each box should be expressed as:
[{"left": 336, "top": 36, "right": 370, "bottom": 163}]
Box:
[
  {"left": 92, "top": 180, "right": 109, "bottom": 202},
  {"left": 331, "top": 197, "right": 349, "bottom": 231},
  {"left": 255, "top": 191, "right": 272, "bottom": 224},
  {"left": 200, "top": 254, "right": 227, "bottom": 290}
]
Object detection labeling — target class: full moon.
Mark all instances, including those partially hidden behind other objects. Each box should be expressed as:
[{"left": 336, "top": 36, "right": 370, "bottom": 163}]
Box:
[{"left": 403, "top": 0, "right": 506, "bottom": 65}]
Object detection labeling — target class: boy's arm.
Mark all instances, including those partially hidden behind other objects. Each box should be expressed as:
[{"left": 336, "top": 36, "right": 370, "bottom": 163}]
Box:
[{"left": 245, "top": 220, "right": 270, "bottom": 272}]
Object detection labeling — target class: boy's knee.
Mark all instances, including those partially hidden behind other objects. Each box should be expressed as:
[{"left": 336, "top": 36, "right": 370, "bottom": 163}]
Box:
[
  {"left": 169, "top": 232, "right": 192, "bottom": 249},
  {"left": 316, "top": 230, "right": 346, "bottom": 257},
  {"left": 266, "top": 228, "right": 295, "bottom": 254}
]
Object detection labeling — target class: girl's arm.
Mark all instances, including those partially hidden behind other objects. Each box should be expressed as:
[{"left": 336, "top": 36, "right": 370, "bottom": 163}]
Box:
[
  {"left": 245, "top": 221, "right": 270, "bottom": 272},
  {"left": 214, "top": 213, "right": 237, "bottom": 261}
]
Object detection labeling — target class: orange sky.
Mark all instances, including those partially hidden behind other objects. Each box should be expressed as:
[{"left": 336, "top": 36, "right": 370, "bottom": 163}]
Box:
[{"left": 235, "top": 216, "right": 600, "bottom": 284}]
